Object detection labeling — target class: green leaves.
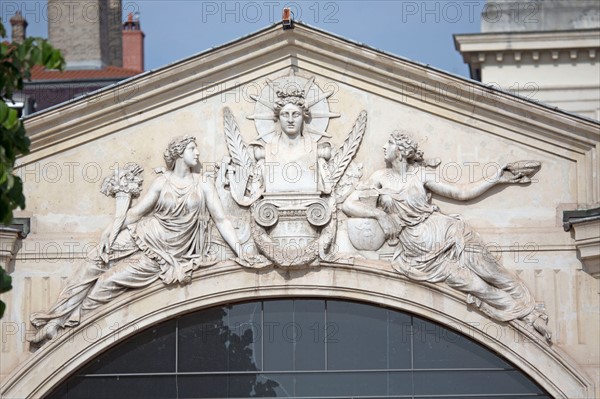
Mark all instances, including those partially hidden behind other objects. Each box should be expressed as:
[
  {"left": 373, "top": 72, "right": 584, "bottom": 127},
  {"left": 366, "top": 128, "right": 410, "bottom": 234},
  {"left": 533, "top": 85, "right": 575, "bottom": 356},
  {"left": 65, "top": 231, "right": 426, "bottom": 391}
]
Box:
[
  {"left": 1, "top": 104, "right": 19, "bottom": 130},
  {"left": 0, "top": 100, "right": 8, "bottom": 122},
  {"left": 0, "top": 21, "right": 65, "bottom": 317},
  {"left": 1, "top": 37, "right": 65, "bottom": 100},
  {"left": 0, "top": 171, "right": 25, "bottom": 224},
  {"left": 0, "top": 20, "right": 64, "bottom": 222}
]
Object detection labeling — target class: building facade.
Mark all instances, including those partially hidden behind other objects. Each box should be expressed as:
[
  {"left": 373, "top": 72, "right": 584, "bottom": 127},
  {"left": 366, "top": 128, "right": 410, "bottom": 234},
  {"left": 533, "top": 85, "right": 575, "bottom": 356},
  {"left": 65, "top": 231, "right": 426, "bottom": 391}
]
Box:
[{"left": 0, "top": 22, "right": 598, "bottom": 398}]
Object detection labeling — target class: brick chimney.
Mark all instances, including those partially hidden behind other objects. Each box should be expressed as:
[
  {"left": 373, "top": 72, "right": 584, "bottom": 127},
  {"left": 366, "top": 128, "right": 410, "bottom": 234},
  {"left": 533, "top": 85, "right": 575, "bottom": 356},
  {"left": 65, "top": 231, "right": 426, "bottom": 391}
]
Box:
[
  {"left": 122, "top": 13, "right": 145, "bottom": 73},
  {"left": 10, "top": 11, "right": 27, "bottom": 43}
]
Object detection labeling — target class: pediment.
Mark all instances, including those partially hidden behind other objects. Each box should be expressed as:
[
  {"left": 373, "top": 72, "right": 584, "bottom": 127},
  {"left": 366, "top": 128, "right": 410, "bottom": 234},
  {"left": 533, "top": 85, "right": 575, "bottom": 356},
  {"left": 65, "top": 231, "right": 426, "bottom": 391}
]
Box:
[
  {"left": 22, "top": 24, "right": 598, "bottom": 205},
  {"left": 4, "top": 22, "right": 599, "bottom": 399},
  {"left": 16, "top": 23, "right": 599, "bottom": 233}
]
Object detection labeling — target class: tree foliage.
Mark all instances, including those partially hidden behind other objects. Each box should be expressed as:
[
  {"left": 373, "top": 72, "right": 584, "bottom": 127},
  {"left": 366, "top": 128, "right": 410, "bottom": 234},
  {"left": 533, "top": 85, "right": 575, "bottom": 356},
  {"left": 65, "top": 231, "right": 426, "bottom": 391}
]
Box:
[{"left": 0, "top": 20, "right": 65, "bottom": 318}]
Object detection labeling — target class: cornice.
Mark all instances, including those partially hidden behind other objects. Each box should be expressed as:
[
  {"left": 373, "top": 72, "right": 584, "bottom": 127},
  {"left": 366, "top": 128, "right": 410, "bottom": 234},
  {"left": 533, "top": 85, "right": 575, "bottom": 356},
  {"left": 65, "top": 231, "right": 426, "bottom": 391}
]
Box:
[
  {"left": 454, "top": 29, "right": 600, "bottom": 55},
  {"left": 454, "top": 30, "right": 600, "bottom": 67}
]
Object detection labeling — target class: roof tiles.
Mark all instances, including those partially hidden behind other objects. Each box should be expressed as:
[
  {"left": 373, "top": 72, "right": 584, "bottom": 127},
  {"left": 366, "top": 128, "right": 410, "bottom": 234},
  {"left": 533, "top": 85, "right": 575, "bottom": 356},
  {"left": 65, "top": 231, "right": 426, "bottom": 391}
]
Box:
[{"left": 30, "top": 65, "right": 140, "bottom": 81}]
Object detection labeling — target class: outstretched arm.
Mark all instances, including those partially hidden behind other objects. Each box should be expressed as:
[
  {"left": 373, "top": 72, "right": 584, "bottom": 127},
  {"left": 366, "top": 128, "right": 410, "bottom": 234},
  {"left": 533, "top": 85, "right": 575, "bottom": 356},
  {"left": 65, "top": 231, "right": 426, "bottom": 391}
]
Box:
[
  {"left": 424, "top": 164, "right": 519, "bottom": 201},
  {"left": 202, "top": 180, "right": 242, "bottom": 257}
]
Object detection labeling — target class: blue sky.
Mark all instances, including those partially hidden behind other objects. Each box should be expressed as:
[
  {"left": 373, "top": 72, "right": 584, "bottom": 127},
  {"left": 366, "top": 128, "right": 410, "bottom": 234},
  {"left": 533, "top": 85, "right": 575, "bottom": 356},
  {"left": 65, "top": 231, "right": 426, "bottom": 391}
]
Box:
[{"left": 2, "top": 1, "right": 486, "bottom": 78}]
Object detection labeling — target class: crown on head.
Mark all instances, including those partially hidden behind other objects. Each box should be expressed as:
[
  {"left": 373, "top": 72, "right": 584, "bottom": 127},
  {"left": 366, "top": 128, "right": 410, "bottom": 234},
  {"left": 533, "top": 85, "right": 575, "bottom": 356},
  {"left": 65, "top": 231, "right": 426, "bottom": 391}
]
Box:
[
  {"left": 276, "top": 88, "right": 305, "bottom": 100},
  {"left": 274, "top": 87, "right": 308, "bottom": 112}
]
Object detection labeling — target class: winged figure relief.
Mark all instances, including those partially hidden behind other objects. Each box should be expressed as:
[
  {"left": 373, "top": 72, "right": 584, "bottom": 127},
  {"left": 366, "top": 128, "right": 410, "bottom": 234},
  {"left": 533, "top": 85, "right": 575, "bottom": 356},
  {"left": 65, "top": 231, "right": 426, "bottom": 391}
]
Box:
[{"left": 220, "top": 69, "right": 367, "bottom": 267}]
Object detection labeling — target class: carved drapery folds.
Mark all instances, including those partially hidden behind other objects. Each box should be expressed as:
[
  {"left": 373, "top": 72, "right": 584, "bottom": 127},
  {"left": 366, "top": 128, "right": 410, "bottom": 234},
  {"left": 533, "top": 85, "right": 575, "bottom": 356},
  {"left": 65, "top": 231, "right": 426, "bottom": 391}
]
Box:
[
  {"left": 28, "top": 70, "right": 552, "bottom": 345},
  {"left": 342, "top": 132, "right": 549, "bottom": 340}
]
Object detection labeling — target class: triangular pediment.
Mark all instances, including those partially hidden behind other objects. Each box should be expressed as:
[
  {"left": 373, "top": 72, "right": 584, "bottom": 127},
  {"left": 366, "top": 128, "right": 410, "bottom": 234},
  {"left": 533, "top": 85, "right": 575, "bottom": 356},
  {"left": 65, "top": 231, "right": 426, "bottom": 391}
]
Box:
[
  {"left": 22, "top": 23, "right": 598, "bottom": 171},
  {"left": 4, "top": 23, "right": 598, "bottom": 399},
  {"left": 15, "top": 22, "right": 598, "bottom": 233}
]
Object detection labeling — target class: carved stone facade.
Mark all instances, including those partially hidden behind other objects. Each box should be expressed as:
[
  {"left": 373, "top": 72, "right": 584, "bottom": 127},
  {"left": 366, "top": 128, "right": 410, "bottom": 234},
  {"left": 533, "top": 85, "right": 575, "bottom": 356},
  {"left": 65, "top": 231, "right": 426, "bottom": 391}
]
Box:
[{"left": 0, "top": 23, "right": 598, "bottom": 398}]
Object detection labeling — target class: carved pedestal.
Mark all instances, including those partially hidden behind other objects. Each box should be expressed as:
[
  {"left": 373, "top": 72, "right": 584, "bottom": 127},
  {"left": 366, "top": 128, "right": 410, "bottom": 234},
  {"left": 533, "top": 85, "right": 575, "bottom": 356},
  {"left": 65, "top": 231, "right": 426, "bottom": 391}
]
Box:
[{"left": 252, "top": 192, "right": 333, "bottom": 267}]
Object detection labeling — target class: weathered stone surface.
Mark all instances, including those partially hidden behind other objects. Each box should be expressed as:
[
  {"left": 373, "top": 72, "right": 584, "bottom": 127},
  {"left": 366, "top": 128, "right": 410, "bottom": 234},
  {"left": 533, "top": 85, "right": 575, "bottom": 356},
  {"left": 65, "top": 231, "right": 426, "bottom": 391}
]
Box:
[{"left": 1, "top": 23, "right": 598, "bottom": 398}]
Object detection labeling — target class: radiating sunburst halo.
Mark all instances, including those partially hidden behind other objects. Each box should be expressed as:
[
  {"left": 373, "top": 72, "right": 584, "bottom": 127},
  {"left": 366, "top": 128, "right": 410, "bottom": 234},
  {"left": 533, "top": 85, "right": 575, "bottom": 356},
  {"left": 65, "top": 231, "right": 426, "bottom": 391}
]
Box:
[{"left": 247, "top": 69, "right": 340, "bottom": 143}]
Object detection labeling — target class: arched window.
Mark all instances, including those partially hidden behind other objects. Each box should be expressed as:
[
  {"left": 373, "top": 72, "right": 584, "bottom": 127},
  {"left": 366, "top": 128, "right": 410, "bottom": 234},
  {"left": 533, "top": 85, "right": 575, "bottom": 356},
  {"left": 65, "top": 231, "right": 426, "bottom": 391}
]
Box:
[{"left": 48, "top": 299, "right": 550, "bottom": 398}]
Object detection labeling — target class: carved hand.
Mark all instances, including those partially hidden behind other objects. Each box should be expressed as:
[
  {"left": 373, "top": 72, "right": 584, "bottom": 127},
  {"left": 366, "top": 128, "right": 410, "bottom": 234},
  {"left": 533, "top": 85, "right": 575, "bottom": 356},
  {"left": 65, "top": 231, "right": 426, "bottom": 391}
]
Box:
[
  {"left": 99, "top": 227, "right": 112, "bottom": 259},
  {"left": 496, "top": 164, "right": 523, "bottom": 184},
  {"left": 234, "top": 253, "right": 270, "bottom": 269},
  {"left": 375, "top": 213, "right": 400, "bottom": 241},
  {"left": 496, "top": 161, "right": 541, "bottom": 185}
]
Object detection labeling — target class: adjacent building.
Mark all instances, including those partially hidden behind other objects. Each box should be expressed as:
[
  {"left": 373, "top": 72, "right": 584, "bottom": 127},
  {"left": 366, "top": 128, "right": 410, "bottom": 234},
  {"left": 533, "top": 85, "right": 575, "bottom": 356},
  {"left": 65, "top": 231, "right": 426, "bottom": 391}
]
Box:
[
  {"left": 455, "top": 0, "right": 600, "bottom": 119},
  {"left": 7, "top": 0, "right": 145, "bottom": 116}
]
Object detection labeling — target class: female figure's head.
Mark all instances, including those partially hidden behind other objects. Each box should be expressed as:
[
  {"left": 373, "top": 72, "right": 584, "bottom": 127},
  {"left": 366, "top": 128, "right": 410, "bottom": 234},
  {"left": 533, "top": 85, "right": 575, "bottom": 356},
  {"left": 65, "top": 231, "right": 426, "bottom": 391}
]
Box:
[
  {"left": 383, "top": 131, "right": 424, "bottom": 164},
  {"left": 273, "top": 90, "right": 310, "bottom": 138},
  {"left": 164, "top": 136, "right": 198, "bottom": 170},
  {"left": 277, "top": 103, "right": 305, "bottom": 137}
]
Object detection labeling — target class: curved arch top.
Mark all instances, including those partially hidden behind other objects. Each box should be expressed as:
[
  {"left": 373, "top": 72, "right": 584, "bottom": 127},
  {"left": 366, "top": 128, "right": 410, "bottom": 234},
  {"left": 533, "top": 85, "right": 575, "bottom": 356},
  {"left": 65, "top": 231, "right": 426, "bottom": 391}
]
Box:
[{"left": 1, "top": 260, "right": 594, "bottom": 398}]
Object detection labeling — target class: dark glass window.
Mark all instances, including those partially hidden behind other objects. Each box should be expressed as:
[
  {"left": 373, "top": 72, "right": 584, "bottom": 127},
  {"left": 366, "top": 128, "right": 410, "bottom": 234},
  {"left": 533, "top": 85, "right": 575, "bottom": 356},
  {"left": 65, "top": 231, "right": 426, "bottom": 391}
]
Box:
[{"left": 47, "top": 299, "right": 550, "bottom": 398}]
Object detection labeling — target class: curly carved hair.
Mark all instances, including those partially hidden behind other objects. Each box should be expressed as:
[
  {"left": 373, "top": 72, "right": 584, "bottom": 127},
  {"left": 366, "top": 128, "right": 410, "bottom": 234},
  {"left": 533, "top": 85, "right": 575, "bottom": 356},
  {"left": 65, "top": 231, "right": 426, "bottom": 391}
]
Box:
[
  {"left": 390, "top": 131, "right": 425, "bottom": 164},
  {"left": 273, "top": 89, "right": 311, "bottom": 120},
  {"left": 163, "top": 135, "right": 196, "bottom": 170}
]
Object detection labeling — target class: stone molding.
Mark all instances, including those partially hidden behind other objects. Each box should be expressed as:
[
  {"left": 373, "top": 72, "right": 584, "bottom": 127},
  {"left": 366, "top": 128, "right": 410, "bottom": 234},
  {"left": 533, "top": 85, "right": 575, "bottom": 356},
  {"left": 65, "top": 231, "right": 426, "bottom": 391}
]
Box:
[
  {"left": 453, "top": 29, "right": 600, "bottom": 118},
  {"left": 0, "top": 261, "right": 594, "bottom": 398},
  {"left": 0, "top": 218, "right": 29, "bottom": 268},
  {"left": 454, "top": 29, "right": 600, "bottom": 75},
  {"left": 454, "top": 29, "right": 600, "bottom": 59},
  {"left": 0, "top": 229, "right": 21, "bottom": 269},
  {"left": 564, "top": 207, "right": 600, "bottom": 277}
]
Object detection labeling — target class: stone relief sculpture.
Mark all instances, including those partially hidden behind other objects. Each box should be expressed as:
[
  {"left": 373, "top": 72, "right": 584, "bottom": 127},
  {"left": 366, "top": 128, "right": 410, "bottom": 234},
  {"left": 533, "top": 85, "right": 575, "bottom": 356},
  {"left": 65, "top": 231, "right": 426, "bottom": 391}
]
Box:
[
  {"left": 27, "top": 69, "right": 554, "bottom": 346},
  {"left": 29, "top": 136, "right": 254, "bottom": 344},
  {"left": 222, "top": 70, "right": 366, "bottom": 267},
  {"left": 342, "top": 132, "right": 552, "bottom": 341}
]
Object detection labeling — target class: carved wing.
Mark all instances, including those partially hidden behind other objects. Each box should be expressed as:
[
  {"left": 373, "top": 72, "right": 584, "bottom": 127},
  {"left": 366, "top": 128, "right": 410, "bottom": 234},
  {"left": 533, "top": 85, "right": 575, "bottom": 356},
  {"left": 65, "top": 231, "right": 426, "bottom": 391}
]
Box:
[
  {"left": 223, "top": 107, "right": 254, "bottom": 168},
  {"left": 223, "top": 107, "right": 263, "bottom": 206},
  {"left": 327, "top": 110, "right": 367, "bottom": 188}
]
